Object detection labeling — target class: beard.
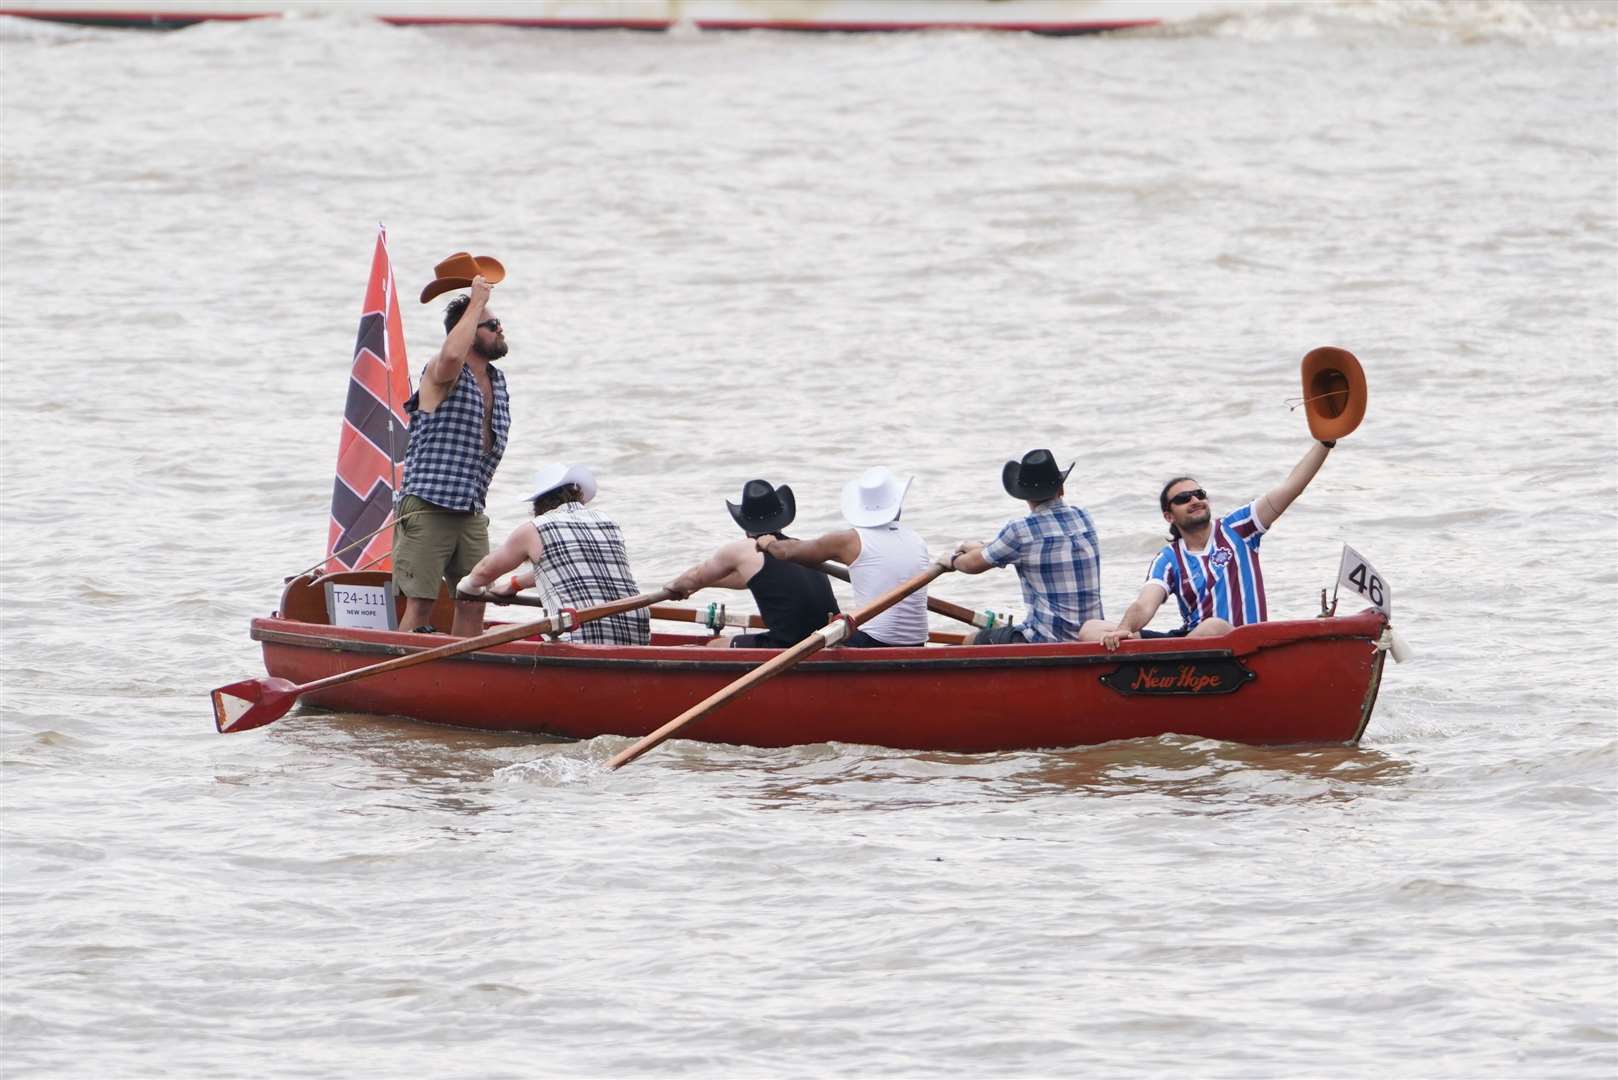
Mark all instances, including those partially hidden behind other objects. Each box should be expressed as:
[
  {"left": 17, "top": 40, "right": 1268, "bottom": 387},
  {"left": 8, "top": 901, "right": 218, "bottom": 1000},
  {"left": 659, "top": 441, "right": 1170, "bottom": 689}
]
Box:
[
  {"left": 1185, "top": 508, "right": 1212, "bottom": 529},
  {"left": 473, "top": 337, "right": 508, "bottom": 360}
]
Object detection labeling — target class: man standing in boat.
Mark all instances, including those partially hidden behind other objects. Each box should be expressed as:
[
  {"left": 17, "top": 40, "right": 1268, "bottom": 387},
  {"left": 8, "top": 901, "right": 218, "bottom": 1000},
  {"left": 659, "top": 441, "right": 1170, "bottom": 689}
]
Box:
[
  {"left": 455, "top": 464, "right": 650, "bottom": 646},
  {"left": 1081, "top": 440, "right": 1336, "bottom": 649},
  {"left": 760, "top": 467, "right": 931, "bottom": 648},
  {"left": 393, "top": 262, "right": 511, "bottom": 637},
  {"left": 941, "top": 449, "right": 1103, "bottom": 644},
  {"left": 663, "top": 480, "right": 841, "bottom": 648}
]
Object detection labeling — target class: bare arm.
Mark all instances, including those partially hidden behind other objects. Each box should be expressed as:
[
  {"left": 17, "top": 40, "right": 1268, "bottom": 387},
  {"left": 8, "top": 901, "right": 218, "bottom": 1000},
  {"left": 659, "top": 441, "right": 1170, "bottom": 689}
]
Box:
[
  {"left": 667, "top": 539, "right": 757, "bottom": 598},
  {"left": 419, "top": 276, "right": 491, "bottom": 412},
  {"left": 764, "top": 530, "right": 862, "bottom": 567},
  {"left": 951, "top": 541, "right": 993, "bottom": 575},
  {"left": 1256, "top": 441, "right": 1333, "bottom": 530},
  {"left": 460, "top": 522, "right": 543, "bottom": 596},
  {"left": 1113, "top": 583, "right": 1168, "bottom": 637}
]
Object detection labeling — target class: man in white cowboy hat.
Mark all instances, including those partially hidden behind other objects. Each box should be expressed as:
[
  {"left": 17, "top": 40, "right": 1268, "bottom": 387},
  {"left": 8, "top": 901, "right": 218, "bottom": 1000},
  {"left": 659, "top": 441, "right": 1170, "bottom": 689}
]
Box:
[
  {"left": 394, "top": 266, "right": 513, "bottom": 636},
  {"left": 456, "top": 463, "right": 650, "bottom": 646},
  {"left": 663, "top": 480, "right": 841, "bottom": 649},
  {"left": 945, "top": 449, "right": 1103, "bottom": 645},
  {"left": 760, "top": 467, "right": 930, "bottom": 648}
]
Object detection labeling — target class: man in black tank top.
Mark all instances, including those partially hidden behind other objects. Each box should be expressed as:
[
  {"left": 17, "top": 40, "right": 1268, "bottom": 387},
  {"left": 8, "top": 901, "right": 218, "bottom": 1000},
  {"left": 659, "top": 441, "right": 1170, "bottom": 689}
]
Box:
[{"left": 664, "top": 480, "right": 840, "bottom": 648}]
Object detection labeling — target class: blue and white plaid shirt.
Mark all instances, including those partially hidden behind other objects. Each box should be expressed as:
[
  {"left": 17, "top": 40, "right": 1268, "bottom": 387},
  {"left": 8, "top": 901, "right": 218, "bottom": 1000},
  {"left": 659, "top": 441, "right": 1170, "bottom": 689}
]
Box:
[
  {"left": 399, "top": 362, "right": 510, "bottom": 513},
  {"left": 980, "top": 499, "right": 1103, "bottom": 643}
]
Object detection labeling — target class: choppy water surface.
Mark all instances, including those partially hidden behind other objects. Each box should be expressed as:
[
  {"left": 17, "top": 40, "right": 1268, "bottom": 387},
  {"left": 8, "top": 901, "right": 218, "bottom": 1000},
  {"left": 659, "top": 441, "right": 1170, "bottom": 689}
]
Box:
[{"left": 2, "top": 3, "right": 1616, "bottom": 1076}]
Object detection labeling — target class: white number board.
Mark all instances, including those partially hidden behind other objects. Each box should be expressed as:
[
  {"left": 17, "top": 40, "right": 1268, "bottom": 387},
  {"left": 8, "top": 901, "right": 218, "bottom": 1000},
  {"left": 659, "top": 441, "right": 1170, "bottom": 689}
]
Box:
[
  {"left": 325, "top": 582, "right": 397, "bottom": 630},
  {"left": 1336, "top": 544, "right": 1392, "bottom": 617}
]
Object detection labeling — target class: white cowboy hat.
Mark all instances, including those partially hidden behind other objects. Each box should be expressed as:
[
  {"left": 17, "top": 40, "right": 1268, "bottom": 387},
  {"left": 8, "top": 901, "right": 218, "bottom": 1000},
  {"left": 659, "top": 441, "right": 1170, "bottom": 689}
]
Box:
[
  {"left": 525, "top": 462, "right": 598, "bottom": 505},
  {"left": 841, "top": 466, "right": 912, "bottom": 528}
]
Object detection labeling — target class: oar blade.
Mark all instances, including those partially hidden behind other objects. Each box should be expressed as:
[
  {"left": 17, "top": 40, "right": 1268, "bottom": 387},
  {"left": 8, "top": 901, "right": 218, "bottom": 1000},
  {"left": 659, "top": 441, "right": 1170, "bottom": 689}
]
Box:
[{"left": 211, "top": 677, "right": 298, "bottom": 734}]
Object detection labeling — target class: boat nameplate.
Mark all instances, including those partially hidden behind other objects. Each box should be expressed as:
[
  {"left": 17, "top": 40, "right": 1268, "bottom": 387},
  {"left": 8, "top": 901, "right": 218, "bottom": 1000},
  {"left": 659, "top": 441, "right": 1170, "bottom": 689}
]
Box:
[{"left": 1099, "top": 658, "right": 1255, "bottom": 696}]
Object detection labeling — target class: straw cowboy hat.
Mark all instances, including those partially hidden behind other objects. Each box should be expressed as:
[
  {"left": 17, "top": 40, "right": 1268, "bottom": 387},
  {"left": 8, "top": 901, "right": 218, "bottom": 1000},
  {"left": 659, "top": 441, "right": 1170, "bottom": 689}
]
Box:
[
  {"left": 841, "top": 466, "right": 912, "bottom": 528},
  {"left": 1299, "top": 346, "right": 1368, "bottom": 442},
  {"left": 420, "top": 251, "right": 506, "bottom": 304},
  {"left": 1002, "top": 449, "right": 1075, "bottom": 501},
  {"left": 525, "top": 463, "right": 598, "bottom": 505},
  {"left": 727, "top": 480, "right": 797, "bottom": 535}
]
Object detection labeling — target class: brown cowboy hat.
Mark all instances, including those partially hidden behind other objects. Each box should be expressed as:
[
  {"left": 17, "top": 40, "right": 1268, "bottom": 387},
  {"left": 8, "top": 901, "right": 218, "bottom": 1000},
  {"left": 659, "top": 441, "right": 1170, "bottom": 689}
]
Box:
[
  {"left": 1299, "top": 346, "right": 1367, "bottom": 441},
  {"left": 419, "top": 251, "right": 506, "bottom": 304}
]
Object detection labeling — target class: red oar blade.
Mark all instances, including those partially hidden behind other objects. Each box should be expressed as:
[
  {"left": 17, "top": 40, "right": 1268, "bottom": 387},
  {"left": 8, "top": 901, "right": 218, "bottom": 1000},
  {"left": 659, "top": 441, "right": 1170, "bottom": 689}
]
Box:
[{"left": 211, "top": 677, "right": 299, "bottom": 734}]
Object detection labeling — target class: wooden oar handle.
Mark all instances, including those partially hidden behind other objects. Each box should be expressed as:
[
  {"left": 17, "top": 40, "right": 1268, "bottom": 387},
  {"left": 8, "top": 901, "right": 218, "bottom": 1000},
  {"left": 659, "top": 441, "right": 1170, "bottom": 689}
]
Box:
[
  {"left": 815, "top": 561, "right": 1008, "bottom": 630},
  {"left": 648, "top": 604, "right": 765, "bottom": 630},
  {"left": 300, "top": 588, "right": 674, "bottom": 695},
  {"left": 607, "top": 566, "right": 944, "bottom": 770},
  {"left": 606, "top": 627, "right": 835, "bottom": 769},
  {"left": 492, "top": 594, "right": 769, "bottom": 632}
]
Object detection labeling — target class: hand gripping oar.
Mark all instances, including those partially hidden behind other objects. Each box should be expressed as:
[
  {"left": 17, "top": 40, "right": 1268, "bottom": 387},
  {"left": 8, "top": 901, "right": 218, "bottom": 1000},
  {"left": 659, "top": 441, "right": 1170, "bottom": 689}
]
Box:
[
  {"left": 816, "top": 561, "right": 1011, "bottom": 634},
  {"left": 606, "top": 565, "right": 945, "bottom": 770},
  {"left": 211, "top": 588, "right": 674, "bottom": 734}
]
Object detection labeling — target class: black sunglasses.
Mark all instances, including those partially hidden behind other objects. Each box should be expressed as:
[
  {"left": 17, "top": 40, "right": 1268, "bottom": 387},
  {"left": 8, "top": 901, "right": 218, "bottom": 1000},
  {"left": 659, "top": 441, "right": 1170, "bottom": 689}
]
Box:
[
  {"left": 478, "top": 318, "right": 502, "bottom": 333},
  {"left": 1167, "top": 488, "right": 1207, "bottom": 506}
]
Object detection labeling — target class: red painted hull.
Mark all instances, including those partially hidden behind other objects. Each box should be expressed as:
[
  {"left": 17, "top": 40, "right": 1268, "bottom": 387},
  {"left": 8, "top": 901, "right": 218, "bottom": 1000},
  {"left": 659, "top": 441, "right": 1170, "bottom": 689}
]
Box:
[{"left": 251, "top": 610, "right": 1390, "bottom": 751}]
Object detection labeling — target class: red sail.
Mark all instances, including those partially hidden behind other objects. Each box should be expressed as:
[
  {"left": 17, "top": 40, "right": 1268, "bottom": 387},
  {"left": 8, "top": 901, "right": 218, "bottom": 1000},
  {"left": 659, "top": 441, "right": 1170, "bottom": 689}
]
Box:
[{"left": 325, "top": 227, "right": 412, "bottom": 574}]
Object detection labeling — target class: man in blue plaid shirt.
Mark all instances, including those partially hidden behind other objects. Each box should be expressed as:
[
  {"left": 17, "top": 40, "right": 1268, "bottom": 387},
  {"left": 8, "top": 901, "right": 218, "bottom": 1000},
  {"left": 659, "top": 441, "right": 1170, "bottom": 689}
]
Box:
[{"left": 942, "top": 449, "right": 1103, "bottom": 644}]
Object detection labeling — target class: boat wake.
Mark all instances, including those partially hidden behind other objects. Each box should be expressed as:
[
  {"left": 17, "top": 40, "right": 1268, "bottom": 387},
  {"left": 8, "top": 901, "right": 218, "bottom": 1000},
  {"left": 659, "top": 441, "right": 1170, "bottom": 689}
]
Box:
[{"left": 493, "top": 753, "right": 606, "bottom": 786}]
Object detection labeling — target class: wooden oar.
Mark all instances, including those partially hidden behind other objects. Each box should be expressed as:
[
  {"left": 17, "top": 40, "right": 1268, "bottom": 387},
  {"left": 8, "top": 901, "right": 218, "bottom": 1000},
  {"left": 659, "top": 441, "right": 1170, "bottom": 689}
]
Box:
[
  {"left": 606, "top": 565, "right": 944, "bottom": 770},
  {"left": 488, "top": 594, "right": 970, "bottom": 644},
  {"left": 211, "top": 588, "right": 674, "bottom": 735},
  {"left": 816, "top": 561, "right": 1011, "bottom": 633}
]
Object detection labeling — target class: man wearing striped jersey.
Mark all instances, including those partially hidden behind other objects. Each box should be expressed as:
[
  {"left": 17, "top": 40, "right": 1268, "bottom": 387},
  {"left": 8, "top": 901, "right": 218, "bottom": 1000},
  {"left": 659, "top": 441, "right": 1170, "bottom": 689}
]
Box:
[{"left": 1081, "top": 440, "right": 1335, "bottom": 650}]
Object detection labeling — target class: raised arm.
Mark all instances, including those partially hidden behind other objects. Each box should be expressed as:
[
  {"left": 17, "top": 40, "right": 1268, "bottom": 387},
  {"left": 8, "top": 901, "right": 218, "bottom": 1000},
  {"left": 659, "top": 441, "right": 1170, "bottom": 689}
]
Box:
[
  {"left": 762, "top": 530, "right": 861, "bottom": 567},
  {"left": 666, "top": 539, "right": 757, "bottom": 599},
  {"left": 419, "top": 276, "right": 491, "bottom": 411},
  {"left": 1256, "top": 440, "right": 1333, "bottom": 530}
]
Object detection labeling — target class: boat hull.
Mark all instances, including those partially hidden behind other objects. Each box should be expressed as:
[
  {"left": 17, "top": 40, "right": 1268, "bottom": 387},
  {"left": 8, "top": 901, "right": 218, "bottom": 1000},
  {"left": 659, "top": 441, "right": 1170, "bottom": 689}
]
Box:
[{"left": 252, "top": 609, "right": 1389, "bottom": 751}]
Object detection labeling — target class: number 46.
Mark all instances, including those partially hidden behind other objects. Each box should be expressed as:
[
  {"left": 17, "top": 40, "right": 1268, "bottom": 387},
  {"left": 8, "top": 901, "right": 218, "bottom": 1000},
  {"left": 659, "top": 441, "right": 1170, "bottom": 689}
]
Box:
[{"left": 1348, "top": 563, "right": 1386, "bottom": 607}]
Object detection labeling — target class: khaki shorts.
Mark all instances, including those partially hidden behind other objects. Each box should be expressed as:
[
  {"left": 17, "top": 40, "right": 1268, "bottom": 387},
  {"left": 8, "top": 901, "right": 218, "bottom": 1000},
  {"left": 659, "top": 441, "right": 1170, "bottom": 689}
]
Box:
[{"left": 391, "top": 494, "right": 490, "bottom": 600}]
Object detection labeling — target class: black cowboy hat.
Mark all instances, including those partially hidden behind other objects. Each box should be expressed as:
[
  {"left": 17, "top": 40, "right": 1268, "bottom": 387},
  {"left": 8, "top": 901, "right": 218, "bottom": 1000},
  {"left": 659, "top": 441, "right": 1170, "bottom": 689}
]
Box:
[
  {"left": 1002, "top": 449, "right": 1075, "bottom": 501},
  {"left": 726, "top": 479, "right": 797, "bottom": 535}
]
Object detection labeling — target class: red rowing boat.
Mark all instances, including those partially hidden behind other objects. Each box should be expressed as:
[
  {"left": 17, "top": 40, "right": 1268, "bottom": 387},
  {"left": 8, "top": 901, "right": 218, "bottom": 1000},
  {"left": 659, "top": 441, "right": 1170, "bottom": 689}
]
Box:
[{"left": 245, "top": 571, "right": 1393, "bottom": 751}]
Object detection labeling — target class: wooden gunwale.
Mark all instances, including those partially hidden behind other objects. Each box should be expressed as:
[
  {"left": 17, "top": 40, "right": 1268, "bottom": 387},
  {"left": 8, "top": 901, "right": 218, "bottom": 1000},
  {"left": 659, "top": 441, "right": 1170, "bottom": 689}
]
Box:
[{"left": 251, "top": 621, "right": 1255, "bottom": 674}]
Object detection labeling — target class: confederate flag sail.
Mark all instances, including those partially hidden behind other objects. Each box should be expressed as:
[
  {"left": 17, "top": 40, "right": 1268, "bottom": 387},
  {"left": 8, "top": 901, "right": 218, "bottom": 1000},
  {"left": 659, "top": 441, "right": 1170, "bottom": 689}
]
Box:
[{"left": 325, "top": 227, "right": 412, "bottom": 573}]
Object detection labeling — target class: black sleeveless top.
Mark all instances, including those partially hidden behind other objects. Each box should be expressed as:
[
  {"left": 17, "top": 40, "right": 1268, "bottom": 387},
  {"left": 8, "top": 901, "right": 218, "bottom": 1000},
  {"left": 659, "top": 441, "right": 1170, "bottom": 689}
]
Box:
[{"left": 747, "top": 552, "right": 839, "bottom": 643}]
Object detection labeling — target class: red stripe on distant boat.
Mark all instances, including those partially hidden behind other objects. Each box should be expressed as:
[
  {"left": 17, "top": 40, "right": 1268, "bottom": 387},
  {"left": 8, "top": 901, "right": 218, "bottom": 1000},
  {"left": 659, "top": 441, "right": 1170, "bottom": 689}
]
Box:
[
  {"left": 378, "top": 16, "right": 1160, "bottom": 33},
  {"left": 0, "top": 8, "right": 268, "bottom": 21},
  {"left": 0, "top": 9, "right": 1158, "bottom": 34}
]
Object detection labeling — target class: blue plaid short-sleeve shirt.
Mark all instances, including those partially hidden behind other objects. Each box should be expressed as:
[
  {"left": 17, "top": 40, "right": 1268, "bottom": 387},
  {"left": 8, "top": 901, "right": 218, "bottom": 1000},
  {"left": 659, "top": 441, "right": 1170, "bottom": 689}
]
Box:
[{"left": 980, "top": 499, "right": 1103, "bottom": 643}]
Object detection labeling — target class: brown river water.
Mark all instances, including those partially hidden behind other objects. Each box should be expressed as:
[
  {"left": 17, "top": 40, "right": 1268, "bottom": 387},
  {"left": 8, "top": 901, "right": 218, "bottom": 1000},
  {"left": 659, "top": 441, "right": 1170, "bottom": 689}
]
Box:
[{"left": 1, "top": 3, "right": 1615, "bottom": 1076}]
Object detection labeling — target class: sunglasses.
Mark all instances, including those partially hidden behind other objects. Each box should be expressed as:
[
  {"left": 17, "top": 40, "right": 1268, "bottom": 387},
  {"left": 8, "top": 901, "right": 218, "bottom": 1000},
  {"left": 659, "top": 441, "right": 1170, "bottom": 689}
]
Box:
[
  {"left": 478, "top": 319, "right": 502, "bottom": 334},
  {"left": 1167, "top": 488, "right": 1207, "bottom": 506}
]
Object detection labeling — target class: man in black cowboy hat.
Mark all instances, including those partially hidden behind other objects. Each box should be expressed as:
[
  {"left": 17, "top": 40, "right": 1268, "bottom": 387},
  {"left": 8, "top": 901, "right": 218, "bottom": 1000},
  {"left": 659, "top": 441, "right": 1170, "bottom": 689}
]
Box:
[
  {"left": 664, "top": 480, "right": 840, "bottom": 649},
  {"left": 942, "top": 449, "right": 1103, "bottom": 645}
]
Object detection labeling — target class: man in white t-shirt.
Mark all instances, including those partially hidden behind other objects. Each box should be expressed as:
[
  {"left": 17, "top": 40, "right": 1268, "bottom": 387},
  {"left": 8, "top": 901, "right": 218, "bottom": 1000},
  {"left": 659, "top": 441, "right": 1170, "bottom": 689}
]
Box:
[{"left": 759, "top": 466, "right": 930, "bottom": 647}]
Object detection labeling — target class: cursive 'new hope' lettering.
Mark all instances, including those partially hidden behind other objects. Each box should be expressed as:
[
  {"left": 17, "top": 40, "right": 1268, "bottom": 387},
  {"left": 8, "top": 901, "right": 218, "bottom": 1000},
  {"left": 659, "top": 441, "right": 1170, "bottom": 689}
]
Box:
[{"left": 1129, "top": 664, "right": 1224, "bottom": 693}]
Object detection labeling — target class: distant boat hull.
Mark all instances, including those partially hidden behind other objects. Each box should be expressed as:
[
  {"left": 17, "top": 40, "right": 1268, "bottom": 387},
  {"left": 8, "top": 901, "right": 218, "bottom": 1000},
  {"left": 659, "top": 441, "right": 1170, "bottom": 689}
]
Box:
[
  {"left": 250, "top": 599, "right": 1391, "bottom": 751},
  {"left": 0, "top": 0, "right": 1208, "bottom": 34}
]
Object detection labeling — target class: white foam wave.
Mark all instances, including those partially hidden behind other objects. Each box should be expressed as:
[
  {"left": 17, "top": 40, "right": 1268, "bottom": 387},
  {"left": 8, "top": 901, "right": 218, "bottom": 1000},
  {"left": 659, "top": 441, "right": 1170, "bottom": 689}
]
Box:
[{"left": 493, "top": 752, "right": 606, "bottom": 785}]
